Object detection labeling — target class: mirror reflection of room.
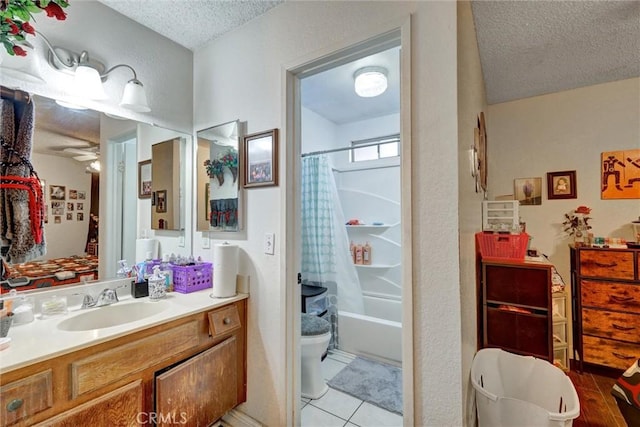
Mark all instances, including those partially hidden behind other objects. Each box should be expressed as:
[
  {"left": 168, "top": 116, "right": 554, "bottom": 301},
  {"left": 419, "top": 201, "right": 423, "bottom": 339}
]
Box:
[
  {"left": 197, "top": 120, "right": 240, "bottom": 232},
  {"left": 1, "top": 90, "right": 100, "bottom": 292}
]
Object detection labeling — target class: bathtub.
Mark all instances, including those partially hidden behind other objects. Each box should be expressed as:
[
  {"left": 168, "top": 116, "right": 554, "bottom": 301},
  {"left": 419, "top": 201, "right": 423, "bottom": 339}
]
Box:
[{"left": 337, "top": 293, "right": 402, "bottom": 364}]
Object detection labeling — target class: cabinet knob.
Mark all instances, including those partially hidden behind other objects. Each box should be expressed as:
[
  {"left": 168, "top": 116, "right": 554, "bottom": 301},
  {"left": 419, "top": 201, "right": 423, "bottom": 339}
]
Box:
[
  {"left": 6, "top": 398, "right": 23, "bottom": 412},
  {"left": 223, "top": 317, "right": 231, "bottom": 325}
]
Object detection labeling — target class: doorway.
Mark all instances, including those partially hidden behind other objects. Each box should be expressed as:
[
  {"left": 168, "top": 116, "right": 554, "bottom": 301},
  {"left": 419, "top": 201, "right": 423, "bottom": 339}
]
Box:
[{"left": 285, "top": 23, "right": 413, "bottom": 426}]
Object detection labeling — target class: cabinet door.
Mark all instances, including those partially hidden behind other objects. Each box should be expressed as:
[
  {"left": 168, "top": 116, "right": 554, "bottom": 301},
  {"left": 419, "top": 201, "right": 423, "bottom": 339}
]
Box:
[
  {"left": 156, "top": 336, "right": 238, "bottom": 427},
  {"left": 33, "top": 380, "right": 143, "bottom": 427}
]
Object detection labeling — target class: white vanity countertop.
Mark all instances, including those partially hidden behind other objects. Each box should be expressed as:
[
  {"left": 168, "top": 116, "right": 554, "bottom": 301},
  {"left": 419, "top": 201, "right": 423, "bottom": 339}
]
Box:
[{"left": 0, "top": 289, "right": 248, "bottom": 373}]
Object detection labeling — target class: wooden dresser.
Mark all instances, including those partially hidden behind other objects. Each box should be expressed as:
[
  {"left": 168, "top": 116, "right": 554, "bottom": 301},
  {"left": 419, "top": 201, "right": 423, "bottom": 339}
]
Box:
[
  {"left": 570, "top": 246, "right": 640, "bottom": 372},
  {"left": 479, "top": 258, "right": 557, "bottom": 363}
]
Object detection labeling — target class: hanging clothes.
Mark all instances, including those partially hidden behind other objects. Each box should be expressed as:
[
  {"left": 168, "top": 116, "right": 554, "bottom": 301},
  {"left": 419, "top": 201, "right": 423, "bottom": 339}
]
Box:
[{"left": 0, "top": 97, "right": 46, "bottom": 263}]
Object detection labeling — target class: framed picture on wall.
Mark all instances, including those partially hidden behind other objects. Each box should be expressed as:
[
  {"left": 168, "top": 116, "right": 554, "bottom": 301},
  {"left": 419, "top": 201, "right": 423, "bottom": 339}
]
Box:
[
  {"left": 514, "top": 177, "right": 542, "bottom": 205},
  {"left": 547, "top": 170, "right": 577, "bottom": 199},
  {"left": 243, "top": 128, "right": 278, "bottom": 188},
  {"left": 138, "top": 160, "right": 152, "bottom": 198}
]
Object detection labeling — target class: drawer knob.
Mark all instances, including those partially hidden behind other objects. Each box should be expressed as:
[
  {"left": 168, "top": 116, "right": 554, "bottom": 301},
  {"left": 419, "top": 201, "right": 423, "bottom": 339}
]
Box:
[
  {"left": 6, "top": 398, "right": 23, "bottom": 412},
  {"left": 223, "top": 317, "right": 231, "bottom": 325},
  {"left": 610, "top": 295, "right": 633, "bottom": 303}
]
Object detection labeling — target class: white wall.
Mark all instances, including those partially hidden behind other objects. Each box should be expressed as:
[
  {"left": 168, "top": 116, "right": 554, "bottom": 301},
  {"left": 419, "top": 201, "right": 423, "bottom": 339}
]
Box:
[
  {"left": 0, "top": 1, "right": 193, "bottom": 131},
  {"left": 456, "top": 2, "right": 489, "bottom": 426},
  {"left": 487, "top": 77, "right": 640, "bottom": 285},
  {"left": 32, "top": 153, "right": 92, "bottom": 259},
  {"left": 194, "top": 1, "right": 462, "bottom": 425}
]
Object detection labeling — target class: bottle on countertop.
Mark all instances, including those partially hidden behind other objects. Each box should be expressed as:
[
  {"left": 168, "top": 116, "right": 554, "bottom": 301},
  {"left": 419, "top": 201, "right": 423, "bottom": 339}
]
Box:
[
  {"left": 148, "top": 266, "right": 166, "bottom": 302},
  {"left": 160, "top": 254, "right": 174, "bottom": 292},
  {"left": 350, "top": 241, "right": 356, "bottom": 263},
  {"left": 363, "top": 242, "right": 371, "bottom": 265},
  {"left": 116, "top": 259, "right": 131, "bottom": 278}
]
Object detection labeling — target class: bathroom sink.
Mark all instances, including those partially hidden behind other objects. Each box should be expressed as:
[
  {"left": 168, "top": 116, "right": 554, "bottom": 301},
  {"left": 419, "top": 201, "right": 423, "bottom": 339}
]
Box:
[{"left": 57, "top": 301, "right": 170, "bottom": 331}]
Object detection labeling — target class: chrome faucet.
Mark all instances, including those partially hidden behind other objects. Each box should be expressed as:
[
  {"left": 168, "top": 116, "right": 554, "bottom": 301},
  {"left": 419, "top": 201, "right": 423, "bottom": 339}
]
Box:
[{"left": 79, "top": 287, "right": 120, "bottom": 308}]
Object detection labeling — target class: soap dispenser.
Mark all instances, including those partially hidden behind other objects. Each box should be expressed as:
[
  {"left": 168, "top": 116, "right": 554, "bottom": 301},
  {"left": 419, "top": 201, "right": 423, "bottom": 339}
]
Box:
[{"left": 148, "top": 266, "right": 166, "bottom": 302}]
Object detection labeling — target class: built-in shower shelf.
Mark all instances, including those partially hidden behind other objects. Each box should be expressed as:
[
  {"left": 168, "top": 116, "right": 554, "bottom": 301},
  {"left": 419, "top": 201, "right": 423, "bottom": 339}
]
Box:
[
  {"left": 354, "top": 263, "right": 400, "bottom": 269},
  {"left": 346, "top": 222, "right": 399, "bottom": 231}
]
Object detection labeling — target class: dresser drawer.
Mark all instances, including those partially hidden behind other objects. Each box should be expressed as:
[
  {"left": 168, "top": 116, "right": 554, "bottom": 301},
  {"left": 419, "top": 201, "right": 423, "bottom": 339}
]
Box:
[
  {"left": 484, "top": 264, "right": 550, "bottom": 308},
  {"left": 581, "top": 280, "right": 640, "bottom": 314},
  {"left": 208, "top": 303, "right": 241, "bottom": 339},
  {"left": 582, "top": 308, "right": 640, "bottom": 343},
  {"left": 485, "top": 307, "right": 550, "bottom": 359},
  {"left": 0, "top": 370, "right": 53, "bottom": 426},
  {"left": 579, "top": 250, "right": 635, "bottom": 280},
  {"left": 582, "top": 335, "right": 640, "bottom": 370}
]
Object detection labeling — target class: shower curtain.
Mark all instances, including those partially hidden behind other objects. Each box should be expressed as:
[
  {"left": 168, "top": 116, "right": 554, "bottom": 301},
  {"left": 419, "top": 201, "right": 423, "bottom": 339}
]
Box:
[{"left": 301, "top": 154, "right": 364, "bottom": 349}]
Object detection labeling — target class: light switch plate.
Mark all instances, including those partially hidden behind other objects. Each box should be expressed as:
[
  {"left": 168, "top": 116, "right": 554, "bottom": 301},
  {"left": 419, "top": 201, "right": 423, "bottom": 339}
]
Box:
[
  {"left": 264, "top": 233, "right": 275, "bottom": 255},
  {"left": 202, "top": 232, "right": 210, "bottom": 249}
]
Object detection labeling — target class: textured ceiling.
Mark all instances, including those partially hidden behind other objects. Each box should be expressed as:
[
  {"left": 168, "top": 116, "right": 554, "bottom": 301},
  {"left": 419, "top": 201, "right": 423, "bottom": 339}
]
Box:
[
  {"left": 472, "top": 0, "right": 640, "bottom": 104},
  {"left": 98, "top": 0, "right": 284, "bottom": 50}
]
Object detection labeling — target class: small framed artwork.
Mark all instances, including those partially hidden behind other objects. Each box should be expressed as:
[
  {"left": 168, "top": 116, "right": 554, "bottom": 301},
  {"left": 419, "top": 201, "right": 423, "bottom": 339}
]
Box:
[
  {"left": 243, "top": 128, "right": 278, "bottom": 188},
  {"left": 156, "top": 190, "right": 167, "bottom": 213},
  {"left": 514, "top": 177, "right": 542, "bottom": 205},
  {"left": 78, "top": 191, "right": 86, "bottom": 200},
  {"left": 547, "top": 170, "right": 577, "bottom": 199},
  {"left": 69, "top": 189, "right": 78, "bottom": 199},
  {"left": 77, "top": 213, "right": 84, "bottom": 221},
  {"left": 66, "top": 202, "right": 74, "bottom": 211},
  {"left": 77, "top": 202, "right": 83, "bottom": 211},
  {"left": 49, "top": 185, "right": 65, "bottom": 200},
  {"left": 66, "top": 213, "right": 72, "bottom": 221},
  {"left": 138, "top": 160, "right": 152, "bottom": 199},
  {"left": 51, "top": 201, "right": 64, "bottom": 216},
  {"left": 54, "top": 216, "right": 61, "bottom": 224}
]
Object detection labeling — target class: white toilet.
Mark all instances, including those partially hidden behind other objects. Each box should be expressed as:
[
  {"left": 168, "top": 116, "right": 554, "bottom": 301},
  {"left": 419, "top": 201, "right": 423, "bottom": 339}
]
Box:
[{"left": 301, "top": 313, "right": 331, "bottom": 399}]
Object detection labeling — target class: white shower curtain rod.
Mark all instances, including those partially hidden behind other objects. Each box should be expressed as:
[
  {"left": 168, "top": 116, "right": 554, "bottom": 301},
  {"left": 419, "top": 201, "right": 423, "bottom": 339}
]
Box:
[{"left": 301, "top": 133, "right": 400, "bottom": 158}]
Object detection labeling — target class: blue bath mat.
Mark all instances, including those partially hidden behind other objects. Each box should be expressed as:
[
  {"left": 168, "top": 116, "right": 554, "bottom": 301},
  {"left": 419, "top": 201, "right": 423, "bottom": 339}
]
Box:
[{"left": 327, "top": 356, "right": 402, "bottom": 415}]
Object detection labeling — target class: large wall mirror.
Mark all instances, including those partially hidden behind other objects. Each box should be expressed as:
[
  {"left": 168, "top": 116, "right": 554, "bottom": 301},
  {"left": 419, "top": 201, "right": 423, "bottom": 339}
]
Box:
[
  {"left": 0, "top": 88, "right": 190, "bottom": 293},
  {"left": 196, "top": 120, "right": 243, "bottom": 232}
]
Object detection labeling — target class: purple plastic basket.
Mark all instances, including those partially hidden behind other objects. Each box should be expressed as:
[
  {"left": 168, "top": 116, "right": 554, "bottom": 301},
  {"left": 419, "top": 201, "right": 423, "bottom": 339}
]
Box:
[{"left": 172, "top": 262, "right": 213, "bottom": 294}]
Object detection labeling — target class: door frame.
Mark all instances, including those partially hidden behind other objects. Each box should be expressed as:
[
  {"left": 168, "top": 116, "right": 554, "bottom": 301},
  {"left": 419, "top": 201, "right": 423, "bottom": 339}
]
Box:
[{"left": 283, "top": 17, "right": 413, "bottom": 425}]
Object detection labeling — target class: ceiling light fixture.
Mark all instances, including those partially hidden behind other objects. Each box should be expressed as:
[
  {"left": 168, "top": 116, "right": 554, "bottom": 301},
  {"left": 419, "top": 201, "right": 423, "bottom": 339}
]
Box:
[
  {"left": 353, "top": 66, "right": 388, "bottom": 98},
  {"left": 38, "top": 32, "right": 151, "bottom": 113}
]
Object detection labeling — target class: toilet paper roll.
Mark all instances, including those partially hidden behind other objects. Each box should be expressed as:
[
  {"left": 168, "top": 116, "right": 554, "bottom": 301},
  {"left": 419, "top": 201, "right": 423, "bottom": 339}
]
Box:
[
  {"left": 212, "top": 242, "right": 238, "bottom": 297},
  {"left": 135, "top": 238, "right": 158, "bottom": 263}
]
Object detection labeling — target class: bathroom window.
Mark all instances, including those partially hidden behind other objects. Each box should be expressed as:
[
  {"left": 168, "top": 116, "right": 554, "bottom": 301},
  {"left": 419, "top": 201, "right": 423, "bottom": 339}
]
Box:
[{"left": 350, "top": 134, "right": 400, "bottom": 163}]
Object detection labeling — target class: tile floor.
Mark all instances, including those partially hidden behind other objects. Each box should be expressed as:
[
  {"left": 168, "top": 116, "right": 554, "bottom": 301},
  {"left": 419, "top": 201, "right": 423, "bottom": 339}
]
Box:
[{"left": 301, "top": 351, "right": 403, "bottom": 427}]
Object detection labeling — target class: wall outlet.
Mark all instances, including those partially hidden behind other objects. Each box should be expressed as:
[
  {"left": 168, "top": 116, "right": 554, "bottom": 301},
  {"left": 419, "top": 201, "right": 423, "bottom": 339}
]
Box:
[{"left": 264, "top": 233, "right": 275, "bottom": 255}]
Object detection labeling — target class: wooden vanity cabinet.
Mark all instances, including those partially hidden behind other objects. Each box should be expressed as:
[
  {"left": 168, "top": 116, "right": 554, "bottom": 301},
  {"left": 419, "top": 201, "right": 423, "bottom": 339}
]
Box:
[
  {"left": 0, "top": 299, "right": 247, "bottom": 427},
  {"left": 571, "top": 246, "right": 640, "bottom": 372}
]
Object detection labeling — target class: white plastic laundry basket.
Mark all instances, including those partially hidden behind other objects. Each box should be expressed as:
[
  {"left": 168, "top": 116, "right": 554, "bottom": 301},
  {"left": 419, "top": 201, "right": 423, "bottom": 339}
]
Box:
[{"left": 471, "top": 348, "right": 580, "bottom": 427}]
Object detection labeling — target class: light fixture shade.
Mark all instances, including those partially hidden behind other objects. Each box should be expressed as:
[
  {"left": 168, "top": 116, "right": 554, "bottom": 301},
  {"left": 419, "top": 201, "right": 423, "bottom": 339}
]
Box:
[
  {"left": 120, "top": 79, "right": 150, "bottom": 112},
  {"left": 354, "top": 66, "right": 388, "bottom": 98},
  {"left": 73, "top": 65, "right": 107, "bottom": 99}
]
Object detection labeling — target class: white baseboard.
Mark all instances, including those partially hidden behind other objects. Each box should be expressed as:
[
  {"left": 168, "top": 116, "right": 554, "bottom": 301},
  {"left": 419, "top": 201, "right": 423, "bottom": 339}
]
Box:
[{"left": 221, "top": 408, "right": 263, "bottom": 427}]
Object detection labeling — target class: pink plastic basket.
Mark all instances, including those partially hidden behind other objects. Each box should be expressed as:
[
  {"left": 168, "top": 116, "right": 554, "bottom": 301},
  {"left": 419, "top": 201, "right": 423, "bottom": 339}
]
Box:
[
  {"left": 476, "top": 232, "right": 529, "bottom": 260},
  {"left": 172, "top": 262, "right": 213, "bottom": 293}
]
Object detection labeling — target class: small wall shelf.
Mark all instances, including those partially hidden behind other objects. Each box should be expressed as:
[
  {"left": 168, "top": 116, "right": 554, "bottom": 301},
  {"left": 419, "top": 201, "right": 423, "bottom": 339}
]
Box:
[
  {"left": 346, "top": 222, "right": 399, "bottom": 231},
  {"left": 354, "top": 263, "right": 400, "bottom": 269}
]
